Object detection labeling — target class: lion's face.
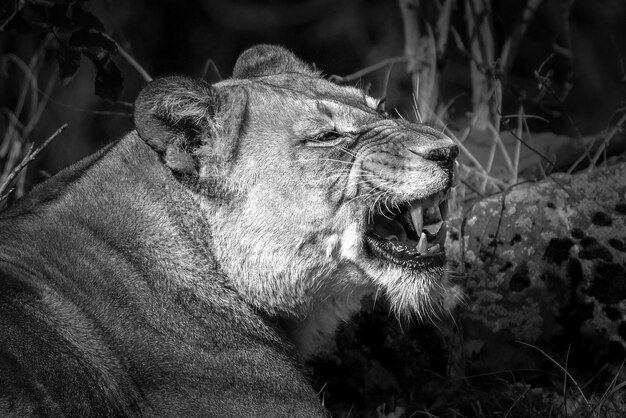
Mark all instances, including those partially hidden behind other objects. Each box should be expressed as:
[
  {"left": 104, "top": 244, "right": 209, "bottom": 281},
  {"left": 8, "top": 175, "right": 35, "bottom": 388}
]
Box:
[{"left": 134, "top": 45, "right": 458, "bottom": 325}]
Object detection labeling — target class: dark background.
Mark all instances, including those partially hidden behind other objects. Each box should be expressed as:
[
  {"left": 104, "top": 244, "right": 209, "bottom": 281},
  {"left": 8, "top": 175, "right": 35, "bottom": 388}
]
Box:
[{"left": 2, "top": 0, "right": 625, "bottom": 186}]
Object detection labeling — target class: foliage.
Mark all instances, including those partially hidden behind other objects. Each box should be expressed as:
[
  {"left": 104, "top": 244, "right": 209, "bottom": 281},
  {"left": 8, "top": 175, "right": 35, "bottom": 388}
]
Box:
[{"left": 2, "top": 0, "right": 122, "bottom": 101}]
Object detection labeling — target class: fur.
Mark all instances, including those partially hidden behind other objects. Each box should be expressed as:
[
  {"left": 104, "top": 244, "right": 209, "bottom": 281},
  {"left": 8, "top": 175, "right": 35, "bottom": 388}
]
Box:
[{"left": 0, "top": 44, "right": 458, "bottom": 416}]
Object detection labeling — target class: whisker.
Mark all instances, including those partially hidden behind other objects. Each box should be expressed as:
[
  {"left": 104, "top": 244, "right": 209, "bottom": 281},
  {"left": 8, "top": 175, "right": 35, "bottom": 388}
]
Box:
[
  {"left": 306, "top": 140, "right": 360, "bottom": 158},
  {"left": 299, "top": 158, "right": 354, "bottom": 165}
]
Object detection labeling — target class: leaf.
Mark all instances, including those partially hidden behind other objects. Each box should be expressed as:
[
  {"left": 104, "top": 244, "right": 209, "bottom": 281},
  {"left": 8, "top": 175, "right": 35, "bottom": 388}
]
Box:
[
  {"left": 85, "top": 51, "right": 123, "bottom": 101},
  {"left": 48, "top": 4, "right": 72, "bottom": 29},
  {"left": 20, "top": 4, "right": 53, "bottom": 30},
  {"left": 67, "top": 4, "right": 105, "bottom": 32},
  {"left": 2, "top": 10, "right": 40, "bottom": 34},
  {"left": 57, "top": 43, "right": 82, "bottom": 85},
  {"left": 69, "top": 29, "right": 118, "bottom": 53},
  {"left": 0, "top": 0, "right": 21, "bottom": 30}
]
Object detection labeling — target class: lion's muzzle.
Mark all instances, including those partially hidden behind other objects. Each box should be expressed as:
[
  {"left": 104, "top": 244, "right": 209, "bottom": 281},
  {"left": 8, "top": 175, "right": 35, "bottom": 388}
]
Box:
[{"left": 351, "top": 122, "right": 458, "bottom": 271}]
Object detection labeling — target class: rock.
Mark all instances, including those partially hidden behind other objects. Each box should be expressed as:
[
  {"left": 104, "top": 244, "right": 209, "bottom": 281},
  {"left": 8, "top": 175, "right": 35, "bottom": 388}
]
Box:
[{"left": 447, "top": 161, "right": 626, "bottom": 376}]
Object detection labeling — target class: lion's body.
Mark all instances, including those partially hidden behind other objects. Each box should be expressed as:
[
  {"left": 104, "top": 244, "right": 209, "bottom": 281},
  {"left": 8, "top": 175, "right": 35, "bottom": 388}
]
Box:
[
  {"left": 0, "top": 45, "right": 458, "bottom": 416},
  {"left": 0, "top": 134, "right": 324, "bottom": 416}
]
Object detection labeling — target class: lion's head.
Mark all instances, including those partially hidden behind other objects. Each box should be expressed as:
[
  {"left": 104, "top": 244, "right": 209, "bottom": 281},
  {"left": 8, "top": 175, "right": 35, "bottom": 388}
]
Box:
[{"left": 134, "top": 45, "right": 459, "bottom": 355}]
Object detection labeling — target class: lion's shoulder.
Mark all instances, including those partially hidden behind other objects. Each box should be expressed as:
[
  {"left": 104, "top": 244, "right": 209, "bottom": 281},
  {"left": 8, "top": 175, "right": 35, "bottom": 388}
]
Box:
[{"left": 0, "top": 131, "right": 326, "bottom": 416}]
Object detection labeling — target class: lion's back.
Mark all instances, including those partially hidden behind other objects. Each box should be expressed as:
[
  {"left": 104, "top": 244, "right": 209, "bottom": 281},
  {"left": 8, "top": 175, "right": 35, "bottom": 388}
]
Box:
[{"left": 0, "top": 215, "right": 143, "bottom": 416}]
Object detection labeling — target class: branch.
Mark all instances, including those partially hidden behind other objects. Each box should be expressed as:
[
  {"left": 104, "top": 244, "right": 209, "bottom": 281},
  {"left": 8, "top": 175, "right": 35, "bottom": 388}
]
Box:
[
  {"left": 435, "top": 0, "right": 456, "bottom": 58},
  {"left": 116, "top": 42, "right": 152, "bottom": 83},
  {"left": 398, "top": 0, "right": 422, "bottom": 74},
  {"left": 0, "top": 124, "right": 68, "bottom": 201},
  {"left": 398, "top": 0, "right": 440, "bottom": 121},
  {"left": 500, "top": 0, "right": 544, "bottom": 75},
  {"left": 586, "top": 111, "right": 626, "bottom": 173},
  {"left": 328, "top": 57, "right": 407, "bottom": 83}
]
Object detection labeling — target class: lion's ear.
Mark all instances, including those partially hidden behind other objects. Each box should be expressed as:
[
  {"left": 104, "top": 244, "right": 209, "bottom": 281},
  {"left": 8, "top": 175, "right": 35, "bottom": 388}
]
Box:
[
  {"left": 134, "top": 76, "right": 221, "bottom": 176},
  {"left": 232, "top": 44, "right": 318, "bottom": 79}
]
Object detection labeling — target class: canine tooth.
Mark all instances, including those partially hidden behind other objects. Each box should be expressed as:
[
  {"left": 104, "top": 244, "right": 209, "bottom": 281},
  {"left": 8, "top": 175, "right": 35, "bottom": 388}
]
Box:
[
  {"left": 417, "top": 232, "right": 428, "bottom": 253},
  {"left": 410, "top": 204, "right": 424, "bottom": 235}
]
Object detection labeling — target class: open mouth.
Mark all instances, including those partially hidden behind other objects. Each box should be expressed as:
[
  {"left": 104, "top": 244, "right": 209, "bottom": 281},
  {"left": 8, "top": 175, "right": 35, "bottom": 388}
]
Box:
[{"left": 364, "top": 192, "right": 448, "bottom": 269}]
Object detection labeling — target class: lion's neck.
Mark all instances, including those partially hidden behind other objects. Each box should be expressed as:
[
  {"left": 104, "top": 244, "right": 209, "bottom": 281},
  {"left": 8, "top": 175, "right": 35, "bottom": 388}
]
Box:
[{"left": 278, "top": 288, "right": 371, "bottom": 359}]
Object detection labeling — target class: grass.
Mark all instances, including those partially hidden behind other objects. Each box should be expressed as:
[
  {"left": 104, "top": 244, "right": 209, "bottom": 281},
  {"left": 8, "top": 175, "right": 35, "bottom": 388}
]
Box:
[{"left": 0, "top": 36, "right": 59, "bottom": 210}]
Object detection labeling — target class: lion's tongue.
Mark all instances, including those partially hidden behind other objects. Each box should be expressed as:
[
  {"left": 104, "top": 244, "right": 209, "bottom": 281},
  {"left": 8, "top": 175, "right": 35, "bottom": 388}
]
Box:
[
  {"left": 372, "top": 216, "right": 407, "bottom": 242},
  {"left": 371, "top": 215, "right": 430, "bottom": 254}
]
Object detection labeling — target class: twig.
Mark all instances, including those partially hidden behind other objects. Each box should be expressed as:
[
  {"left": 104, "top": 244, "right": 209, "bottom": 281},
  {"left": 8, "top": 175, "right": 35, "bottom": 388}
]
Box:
[
  {"left": 464, "top": 0, "right": 497, "bottom": 129},
  {"left": 586, "top": 111, "right": 626, "bottom": 173},
  {"left": 1, "top": 138, "right": 22, "bottom": 183},
  {"left": 503, "top": 385, "right": 531, "bottom": 418},
  {"left": 0, "top": 110, "right": 26, "bottom": 157},
  {"left": 501, "top": 113, "right": 549, "bottom": 124},
  {"left": 412, "top": 82, "right": 423, "bottom": 123},
  {"left": 398, "top": 0, "right": 440, "bottom": 121},
  {"left": 444, "top": 128, "right": 504, "bottom": 191},
  {"left": 500, "top": 0, "right": 544, "bottom": 74},
  {"left": 328, "top": 57, "right": 407, "bottom": 84},
  {"left": 513, "top": 106, "right": 522, "bottom": 184},
  {"left": 533, "top": 57, "right": 589, "bottom": 161},
  {"left": 505, "top": 125, "right": 556, "bottom": 169},
  {"left": 45, "top": 96, "right": 133, "bottom": 116},
  {"left": 435, "top": 0, "right": 456, "bottom": 58},
  {"left": 482, "top": 128, "right": 497, "bottom": 191},
  {"left": 5, "top": 54, "right": 39, "bottom": 121},
  {"left": 398, "top": 0, "right": 422, "bottom": 74},
  {"left": 437, "top": 93, "right": 464, "bottom": 122},
  {"left": 520, "top": 116, "right": 548, "bottom": 179},
  {"left": 116, "top": 42, "right": 152, "bottom": 83},
  {"left": 460, "top": 177, "right": 485, "bottom": 198},
  {"left": 517, "top": 341, "right": 590, "bottom": 407},
  {"left": 450, "top": 26, "right": 482, "bottom": 68},
  {"left": 0, "top": 0, "right": 20, "bottom": 31},
  {"left": 563, "top": 345, "right": 571, "bottom": 411},
  {"left": 487, "top": 122, "right": 515, "bottom": 177},
  {"left": 0, "top": 124, "right": 68, "bottom": 200},
  {"left": 20, "top": 72, "right": 57, "bottom": 142},
  {"left": 566, "top": 136, "right": 599, "bottom": 174}
]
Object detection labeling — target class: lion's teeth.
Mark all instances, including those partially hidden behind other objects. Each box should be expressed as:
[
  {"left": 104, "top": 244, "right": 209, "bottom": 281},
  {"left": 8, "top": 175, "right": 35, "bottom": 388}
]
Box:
[
  {"left": 410, "top": 204, "right": 423, "bottom": 235},
  {"left": 417, "top": 232, "right": 428, "bottom": 253}
]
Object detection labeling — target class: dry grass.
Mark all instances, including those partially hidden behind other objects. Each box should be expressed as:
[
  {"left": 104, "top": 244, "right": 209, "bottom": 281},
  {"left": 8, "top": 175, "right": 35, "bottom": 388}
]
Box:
[{"left": 0, "top": 36, "right": 60, "bottom": 210}]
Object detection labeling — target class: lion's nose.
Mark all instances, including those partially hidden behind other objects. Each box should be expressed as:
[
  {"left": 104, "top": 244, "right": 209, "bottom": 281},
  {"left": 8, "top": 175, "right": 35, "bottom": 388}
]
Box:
[{"left": 409, "top": 142, "right": 459, "bottom": 166}]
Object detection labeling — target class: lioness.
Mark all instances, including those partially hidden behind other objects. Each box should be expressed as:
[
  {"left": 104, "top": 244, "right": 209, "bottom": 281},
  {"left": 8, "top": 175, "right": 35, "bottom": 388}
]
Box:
[{"left": 0, "top": 45, "right": 457, "bottom": 417}]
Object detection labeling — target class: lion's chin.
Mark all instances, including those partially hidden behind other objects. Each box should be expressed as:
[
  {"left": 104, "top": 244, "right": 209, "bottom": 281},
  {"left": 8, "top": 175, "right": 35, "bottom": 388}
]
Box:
[
  {"left": 359, "top": 258, "right": 454, "bottom": 320},
  {"left": 333, "top": 220, "right": 454, "bottom": 320}
]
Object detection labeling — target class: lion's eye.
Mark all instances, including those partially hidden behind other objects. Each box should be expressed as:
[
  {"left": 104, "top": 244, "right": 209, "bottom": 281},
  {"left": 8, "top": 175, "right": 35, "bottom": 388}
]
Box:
[
  {"left": 305, "top": 130, "right": 346, "bottom": 148},
  {"left": 317, "top": 131, "right": 341, "bottom": 142}
]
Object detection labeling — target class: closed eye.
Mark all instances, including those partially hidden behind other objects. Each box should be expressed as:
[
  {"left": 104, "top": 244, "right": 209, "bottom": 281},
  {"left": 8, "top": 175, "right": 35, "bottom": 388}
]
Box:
[
  {"left": 305, "top": 130, "right": 347, "bottom": 148},
  {"left": 315, "top": 131, "right": 342, "bottom": 142}
]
